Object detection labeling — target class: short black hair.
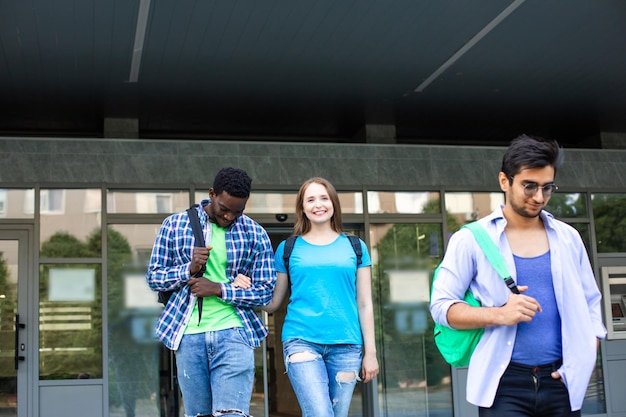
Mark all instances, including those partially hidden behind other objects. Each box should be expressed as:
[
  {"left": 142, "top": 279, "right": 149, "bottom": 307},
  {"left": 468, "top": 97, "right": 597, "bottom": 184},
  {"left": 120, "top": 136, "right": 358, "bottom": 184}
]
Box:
[
  {"left": 212, "top": 167, "right": 252, "bottom": 198},
  {"left": 501, "top": 134, "right": 564, "bottom": 179}
]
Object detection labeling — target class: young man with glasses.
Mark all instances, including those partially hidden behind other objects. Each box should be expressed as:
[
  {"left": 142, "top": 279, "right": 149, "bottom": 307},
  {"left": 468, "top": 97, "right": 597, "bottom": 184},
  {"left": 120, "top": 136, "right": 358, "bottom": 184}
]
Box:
[{"left": 430, "top": 135, "right": 606, "bottom": 416}]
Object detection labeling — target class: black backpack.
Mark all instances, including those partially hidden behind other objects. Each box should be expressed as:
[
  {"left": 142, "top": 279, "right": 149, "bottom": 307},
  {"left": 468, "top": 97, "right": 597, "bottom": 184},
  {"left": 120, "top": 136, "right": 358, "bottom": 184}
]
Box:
[{"left": 282, "top": 233, "right": 363, "bottom": 273}]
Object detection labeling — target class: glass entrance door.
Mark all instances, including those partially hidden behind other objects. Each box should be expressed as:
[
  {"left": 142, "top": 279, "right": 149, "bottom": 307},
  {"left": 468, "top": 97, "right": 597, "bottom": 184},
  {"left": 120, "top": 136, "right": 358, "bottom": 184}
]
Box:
[{"left": 0, "top": 228, "right": 32, "bottom": 417}]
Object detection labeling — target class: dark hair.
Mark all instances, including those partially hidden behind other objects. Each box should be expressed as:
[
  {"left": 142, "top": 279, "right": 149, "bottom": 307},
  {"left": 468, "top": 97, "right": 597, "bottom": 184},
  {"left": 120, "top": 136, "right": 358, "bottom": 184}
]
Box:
[
  {"left": 293, "top": 177, "right": 343, "bottom": 236},
  {"left": 501, "top": 134, "right": 564, "bottom": 180},
  {"left": 212, "top": 167, "right": 252, "bottom": 198}
]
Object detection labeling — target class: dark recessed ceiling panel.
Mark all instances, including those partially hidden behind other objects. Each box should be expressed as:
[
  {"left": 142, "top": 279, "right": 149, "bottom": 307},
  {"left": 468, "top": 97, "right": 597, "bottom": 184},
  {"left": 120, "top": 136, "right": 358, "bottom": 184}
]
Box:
[{"left": 0, "top": 0, "right": 625, "bottom": 147}]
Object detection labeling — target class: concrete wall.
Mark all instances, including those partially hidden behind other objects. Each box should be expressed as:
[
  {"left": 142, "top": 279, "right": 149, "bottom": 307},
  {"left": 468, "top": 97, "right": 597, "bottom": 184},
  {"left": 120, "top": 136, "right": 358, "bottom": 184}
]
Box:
[{"left": 1, "top": 137, "right": 625, "bottom": 190}]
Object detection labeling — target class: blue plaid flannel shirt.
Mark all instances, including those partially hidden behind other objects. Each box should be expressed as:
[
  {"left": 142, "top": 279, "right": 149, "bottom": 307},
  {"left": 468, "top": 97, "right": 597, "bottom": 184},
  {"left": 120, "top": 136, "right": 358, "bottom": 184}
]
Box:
[{"left": 146, "top": 200, "right": 277, "bottom": 350}]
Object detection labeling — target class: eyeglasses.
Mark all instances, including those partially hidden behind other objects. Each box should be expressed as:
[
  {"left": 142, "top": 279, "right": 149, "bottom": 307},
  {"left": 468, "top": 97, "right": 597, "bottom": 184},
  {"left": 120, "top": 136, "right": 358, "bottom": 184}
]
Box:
[{"left": 509, "top": 176, "right": 558, "bottom": 197}]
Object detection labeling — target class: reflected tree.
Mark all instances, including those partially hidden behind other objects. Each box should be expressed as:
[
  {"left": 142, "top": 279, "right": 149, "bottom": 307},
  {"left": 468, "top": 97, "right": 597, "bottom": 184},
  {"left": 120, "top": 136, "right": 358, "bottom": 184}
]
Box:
[
  {"left": 39, "top": 231, "right": 102, "bottom": 379},
  {"left": 546, "top": 193, "right": 587, "bottom": 218},
  {"left": 0, "top": 254, "right": 12, "bottom": 305},
  {"left": 40, "top": 231, "right": 93, "bottom": 258},
  {"left": 98, "top": 228, "right": 158, "bottom": 417},
  {"left": 592, "top": 194, "right": 626, "bottom": 253},
  {"left": 0, "top": 254, "right": 16, "bottom": 381},
  {"left": 373, "top": 199, "right": 460, "bottom": 390}
]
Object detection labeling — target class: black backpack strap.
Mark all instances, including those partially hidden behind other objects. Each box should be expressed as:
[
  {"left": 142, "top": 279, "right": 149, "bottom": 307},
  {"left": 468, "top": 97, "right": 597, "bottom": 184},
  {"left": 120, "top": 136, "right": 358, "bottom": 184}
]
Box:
[
  {"left": 187, "top": 205, "right": 206, "bottom": 267},
  {"left": 187, "top": 204, "right": 206, "bottom": 324},
  {"left": 345, "top": 234, "right": 363, "bottom": 266},
  {"left": 282, "top": 234, "right": 362, "bottom": 279},
  {"left": 282, "top": 236, "right": 297, "bottom": 274}
]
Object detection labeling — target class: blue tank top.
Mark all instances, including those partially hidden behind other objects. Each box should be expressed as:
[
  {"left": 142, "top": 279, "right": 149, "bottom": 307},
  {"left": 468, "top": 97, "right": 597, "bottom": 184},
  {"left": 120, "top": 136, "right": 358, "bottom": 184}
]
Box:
[{"left": 511, "top": 251, "right": 562, "bottom": 365}]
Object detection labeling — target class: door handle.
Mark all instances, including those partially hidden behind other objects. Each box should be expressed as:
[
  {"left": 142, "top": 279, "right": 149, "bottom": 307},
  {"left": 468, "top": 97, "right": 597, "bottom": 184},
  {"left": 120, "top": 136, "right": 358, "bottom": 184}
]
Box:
[{"left": 14, "top": 314, "right": 25, "bottom": 370}]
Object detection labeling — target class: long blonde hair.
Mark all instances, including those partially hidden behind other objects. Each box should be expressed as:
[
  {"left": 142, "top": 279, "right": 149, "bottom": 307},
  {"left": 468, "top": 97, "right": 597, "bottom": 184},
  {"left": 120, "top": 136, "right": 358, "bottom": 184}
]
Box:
[{"left": 293, "top": 177, "right": 343, "bottom": 236}]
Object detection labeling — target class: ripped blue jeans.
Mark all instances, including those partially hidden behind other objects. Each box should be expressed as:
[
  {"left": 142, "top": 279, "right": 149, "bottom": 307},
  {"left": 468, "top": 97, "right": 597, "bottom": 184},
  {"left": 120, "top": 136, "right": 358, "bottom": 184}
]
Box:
[
  {"left": 283, "top": 338, "right": 362, "bottom": 417},
  {"left": 175, "top": 328, "right": 254, "bottom": 417}
]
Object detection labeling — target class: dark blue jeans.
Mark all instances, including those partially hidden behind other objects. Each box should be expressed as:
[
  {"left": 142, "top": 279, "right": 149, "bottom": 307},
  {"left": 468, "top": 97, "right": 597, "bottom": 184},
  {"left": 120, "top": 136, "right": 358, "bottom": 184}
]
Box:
[{"left": 479, "top": 360, "right": 580, "bottom": 417}]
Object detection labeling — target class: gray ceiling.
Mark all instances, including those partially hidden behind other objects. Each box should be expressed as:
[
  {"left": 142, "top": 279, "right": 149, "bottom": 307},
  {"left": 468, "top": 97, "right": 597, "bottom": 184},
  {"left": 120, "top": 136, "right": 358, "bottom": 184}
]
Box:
[{"left": 1, "top": 0, "right": 626, "bottom": 147}]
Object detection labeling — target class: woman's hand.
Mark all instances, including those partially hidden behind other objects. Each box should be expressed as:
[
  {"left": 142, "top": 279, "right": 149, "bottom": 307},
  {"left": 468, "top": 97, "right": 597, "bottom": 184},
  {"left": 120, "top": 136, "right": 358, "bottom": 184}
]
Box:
[
  {"left": 233, "top": 273, "right": 252, "bottom": 288},
  {"left": 360, "top": 352, "right": 379, "bottom": 383}
]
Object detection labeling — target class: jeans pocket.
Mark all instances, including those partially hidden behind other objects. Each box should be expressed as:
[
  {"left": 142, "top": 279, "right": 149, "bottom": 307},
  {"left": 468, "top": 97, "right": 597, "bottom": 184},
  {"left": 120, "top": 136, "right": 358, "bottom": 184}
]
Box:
[{"left": 233, "top": 327, "right": 255, "bottom": 349}]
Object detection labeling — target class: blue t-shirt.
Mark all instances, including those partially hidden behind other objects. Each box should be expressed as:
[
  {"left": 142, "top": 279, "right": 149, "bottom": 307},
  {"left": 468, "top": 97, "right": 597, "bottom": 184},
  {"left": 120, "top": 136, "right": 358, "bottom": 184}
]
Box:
[{"left": 274, "top": 234, "right": 372, "bottom": 344}]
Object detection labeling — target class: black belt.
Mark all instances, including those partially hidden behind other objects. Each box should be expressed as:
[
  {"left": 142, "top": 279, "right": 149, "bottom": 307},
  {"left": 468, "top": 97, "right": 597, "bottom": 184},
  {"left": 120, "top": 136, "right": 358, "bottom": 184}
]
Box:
[{"left": 509, "top": 359, "right": 562, "bottom": 374}]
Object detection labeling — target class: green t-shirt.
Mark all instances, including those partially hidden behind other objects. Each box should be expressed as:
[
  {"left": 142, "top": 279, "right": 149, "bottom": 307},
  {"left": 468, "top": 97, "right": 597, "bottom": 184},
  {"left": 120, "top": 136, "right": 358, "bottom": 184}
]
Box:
[{"left": 184, "top": 223, "right": 243, "bottom": 334}]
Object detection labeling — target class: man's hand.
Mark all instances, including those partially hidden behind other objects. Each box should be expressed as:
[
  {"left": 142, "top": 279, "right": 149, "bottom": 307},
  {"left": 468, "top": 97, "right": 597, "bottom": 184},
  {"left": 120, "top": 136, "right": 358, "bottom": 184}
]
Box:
[
  {"left": 551, "top": 370, "right": 563, "bottom": 382},
  {"left": 498, "top": 285, "right": 542, "bottom": 325},
  {"left": 190, "top": 245, "right": 212, "bottom": 275},
  {"left": 188, "top": 277, "right": 221, "bottom": 298}
]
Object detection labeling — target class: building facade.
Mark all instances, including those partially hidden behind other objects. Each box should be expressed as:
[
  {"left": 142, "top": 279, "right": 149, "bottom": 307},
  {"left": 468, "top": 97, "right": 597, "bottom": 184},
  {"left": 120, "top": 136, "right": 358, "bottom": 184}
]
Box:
[{"left": 1, "top": 136, "right": 626, "bottom": 417}]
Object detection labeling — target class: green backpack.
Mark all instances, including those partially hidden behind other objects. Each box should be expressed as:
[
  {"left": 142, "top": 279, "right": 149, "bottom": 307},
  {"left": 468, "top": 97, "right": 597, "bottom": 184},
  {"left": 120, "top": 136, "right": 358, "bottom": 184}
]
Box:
[{"left": 432, "top": 222, "right": 519, "bottom": 367}]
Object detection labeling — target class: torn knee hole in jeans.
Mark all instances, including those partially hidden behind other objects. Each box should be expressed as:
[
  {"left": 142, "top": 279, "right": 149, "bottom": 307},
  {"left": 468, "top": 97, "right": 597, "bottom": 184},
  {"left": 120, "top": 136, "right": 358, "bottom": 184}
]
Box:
[
  {"left": 335, "top": 371, "right": 359, "bottom": 383},
  {"left": 287, "top": 351, "right": 319, "bottom": 363}
]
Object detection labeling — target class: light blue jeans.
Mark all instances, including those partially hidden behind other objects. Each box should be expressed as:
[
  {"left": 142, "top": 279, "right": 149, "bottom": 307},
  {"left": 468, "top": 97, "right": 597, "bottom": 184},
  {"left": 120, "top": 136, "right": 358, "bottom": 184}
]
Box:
[
  {"left": 175, "top": 328, "right": 255, "bottom": 417},
  {"left": 283, "top": 338, "right": 362, "bottom": 417}
]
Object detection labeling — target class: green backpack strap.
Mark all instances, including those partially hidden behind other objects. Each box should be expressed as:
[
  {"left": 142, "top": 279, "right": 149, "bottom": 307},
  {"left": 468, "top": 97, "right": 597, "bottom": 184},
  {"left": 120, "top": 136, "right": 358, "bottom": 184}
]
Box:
[{"left": 463, "top": 222, "right": 520, "bottom": 294}]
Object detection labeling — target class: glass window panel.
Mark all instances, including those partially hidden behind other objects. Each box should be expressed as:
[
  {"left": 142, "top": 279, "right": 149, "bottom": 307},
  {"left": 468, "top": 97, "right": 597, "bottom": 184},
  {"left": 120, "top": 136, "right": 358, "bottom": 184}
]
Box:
[
  {"left": 84, "top": 189, "right": 101, "bottom": 213},
  {"left": 444, "top": 192, "right": 504, "bottom": 232},
  {"left": 45, "top": 189, "right": 65, "bottom": 213},
  {"left": 546, "top": 192, "right": 587, "bottom": 218},
  {"left": 197, "top": 191, "right": 363, "bottom": 214},
  {"left": 368, "top": 192, "right": 440, "bottom": 214},
  {"left": 107, "top": 224, "right": 162, "bottom": 417},
  {"left": 28, "top": 189, "right": 66, "bottom": 214},
  {"left": 106, "top": 190, "right": 189, "bottom": 214},
  {"left": 337, "top": 192, "right": 363, "bottom": 214},
  {"left": 233, "top": 192, "right": 297, "bottom": 214},
  {"left": 0, "top": 188, "right": 34, "bottom": 218},
  {"left": 40, "top": 189, "right": 102, "bottom": 257},
  {"left": 39, "top": 264, "right": 102, "bottom": 380},
  {"left": 369, "top": 223, "right": 450, "bottom": 417},
  {"left": 155, "top": 194, "right": 171, "bottom": 213},
  {"left": 591, "top": 193, "right": 626, "bottom": 253}
]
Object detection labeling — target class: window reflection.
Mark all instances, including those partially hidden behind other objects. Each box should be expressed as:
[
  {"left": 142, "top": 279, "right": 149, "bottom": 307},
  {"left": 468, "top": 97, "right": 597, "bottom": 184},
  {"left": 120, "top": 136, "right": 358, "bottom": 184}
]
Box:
[
  {"left": 39, "top": 264, "right": 102, "bottom": 380},
  {"left": 0, "top": 188, "right": 34, "bottom": 218},
  {"left": 546, "top": 192, "right": 587, "bottom": 218},
  {"left": 0, "top": 189, "right": 5, "bottom": 216},
  {"left": 444, "top": 192, "right": 504, "bottom": 232},
  {"left": 0, "top": 241, "right": 18, "bottom": 412},
  {"left": 25, "top": 189, "right": 65, "bottom": 215},
  {"left": 108, "top": 224, "right": 167, "bottom": 417},
  {"left": 212, "top": 191, "right": 364, "bottom": 214},
  {"left": 39, "top": 189, "right": 101, "bottom": 256},
  {"left": 107, "top": 190, "right": 189, "bottom": 214},
  {"left": 369, "top": 223, "right": 450, "bottom": 417},
  {"left": 591, "top": 193, "right": 626, "bottom": 253},
  {"left": 242, "top": 192, "right": 295, "bottom": 214},
  {"left": 367, "top": 192, "right": 439, "bottom": 214}
]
